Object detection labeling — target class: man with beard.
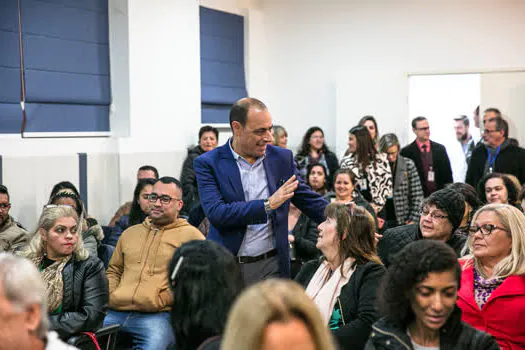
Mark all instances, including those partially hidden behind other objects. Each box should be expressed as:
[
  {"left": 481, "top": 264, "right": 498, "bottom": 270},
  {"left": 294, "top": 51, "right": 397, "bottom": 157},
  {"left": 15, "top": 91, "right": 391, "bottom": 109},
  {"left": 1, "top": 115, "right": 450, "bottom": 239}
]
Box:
[
  {"left": 454, "top": 115, "right": 476, "bottom": 164},
  {"left": 0, "top": 185, "right": 28, "bottom": 253}
]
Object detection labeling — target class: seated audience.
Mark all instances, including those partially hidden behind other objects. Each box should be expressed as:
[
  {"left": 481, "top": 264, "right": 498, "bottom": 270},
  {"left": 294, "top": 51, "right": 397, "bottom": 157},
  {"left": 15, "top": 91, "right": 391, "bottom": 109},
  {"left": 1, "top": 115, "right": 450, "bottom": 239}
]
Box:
[
  {"left": 181, "top": 126, "right": 219, "bottom": 215},
  {"left": 446, "top": 182, "right": 483, "bottom": 236},
  {"left": 295, "top": 126, "right": 339, "bottom": 188},
  {"left": 104, "top": 177, "right": 204, "bottom": 350},
  {"left": 358, "top": 115, "right": 380, "bottom": 149},
  {"left": 458, "top": 203, "right": 525, "bottom": 349},
  {"left": 478, "top": 172, "right": 518, "bottom": 207},
  {"left": 0, "top": 185, "right": 29, "bottom": 252},
  {"left": 272, "top": 125, "right": 288, "bottom": 148},
  {"left": 326, "top": 169, "right": 377, "bottom": 225},
  {"left": 379, "top": 133, "right": 424, "bottom": 229},
  {"left": 167, "top": 240, "right": 244, "bottom": 350},
  {"left": 21, "top": 205, "right": 109, "bottom": 340},
  {"left": 296, "top": 203, "right": 385, "bottom": 350},
  {"left": 307, "top": 163, "right": 329, "bottom": 195},
  {"left": 221, "top": 279, "right": 336, "bottom": 350},
  {"left": 108, "top": 165, "right": 159, "bottom": 226},
  {"left": 0, "top": 253, "right": 78, "bottom": 349},
  {"left": 378, "top": 188, "right": 467, "bottom": 267},
  {"left": 341, "top": 125, "right": 392, "bottom": 213},
  {"left": 104, "top": 178, "right": 156, "bottom": 246},
  {"left": 288, "top": 202, "right": 321, "bottom": 278},
  {"left": 366, "top": 240, "right": 498, "bottom": 349},
  {"left": 49, "top": 181, "right": 81, "bottom": 199},
  {"left": 48, "top": 191, "right": 103, "bottom": 258}
]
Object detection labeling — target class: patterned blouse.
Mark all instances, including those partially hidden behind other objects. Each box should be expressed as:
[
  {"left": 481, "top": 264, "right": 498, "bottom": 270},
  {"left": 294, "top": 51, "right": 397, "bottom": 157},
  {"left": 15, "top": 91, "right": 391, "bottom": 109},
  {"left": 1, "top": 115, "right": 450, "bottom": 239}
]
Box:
[
  {"left": 474, "top": 268, "right": 505, "bottom": 309},
  {"left": 340, "top": 152, "right": 393, "bottom": 210}
]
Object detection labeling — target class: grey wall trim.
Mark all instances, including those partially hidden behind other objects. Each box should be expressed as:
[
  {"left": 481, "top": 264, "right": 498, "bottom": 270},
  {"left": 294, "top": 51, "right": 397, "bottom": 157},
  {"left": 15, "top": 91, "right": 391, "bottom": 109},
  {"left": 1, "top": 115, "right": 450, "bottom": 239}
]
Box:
[{"left": 78, "top": 153, "right": 88, "bottom": 212}]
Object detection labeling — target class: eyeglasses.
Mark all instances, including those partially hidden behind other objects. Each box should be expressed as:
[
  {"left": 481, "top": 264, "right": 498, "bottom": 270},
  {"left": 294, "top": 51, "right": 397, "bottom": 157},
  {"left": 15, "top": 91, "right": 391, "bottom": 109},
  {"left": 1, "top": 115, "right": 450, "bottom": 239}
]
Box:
[
  {"left": 43, "top": 204, "right": 74, "bottom": 210},
  {"left": 415, "top": 127, "right": 430, "bottom": 131},
  {"left": 419, "top": 208, "right": 448, "bottom": 221},
  {"left": 0, "top": 203, "right": 11, "bottom": 210},
  {"left": 483, "top": 129, "right": 499, "bottom": 134},
  {"left": 468, "top": 224, "right": 507, "bottom": 236},
  {"left": 148, "top": 193, "right": 181, "bottom": 205}
]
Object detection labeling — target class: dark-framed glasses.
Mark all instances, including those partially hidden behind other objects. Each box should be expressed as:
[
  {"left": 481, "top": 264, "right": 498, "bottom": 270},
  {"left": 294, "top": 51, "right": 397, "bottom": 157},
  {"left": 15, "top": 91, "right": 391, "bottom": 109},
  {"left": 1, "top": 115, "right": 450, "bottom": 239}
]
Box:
[
  {"left": 0, "top": 203, "right": 11, "bottom": 210},
  {"left": 148, "top": 193, "right": 180, "bottom": 205},
  {"left": 468, "top": 224, "right": 507, "bottom": 236},
  {"left": 419, "top": 208, "right": 449, "bottom": 221}
]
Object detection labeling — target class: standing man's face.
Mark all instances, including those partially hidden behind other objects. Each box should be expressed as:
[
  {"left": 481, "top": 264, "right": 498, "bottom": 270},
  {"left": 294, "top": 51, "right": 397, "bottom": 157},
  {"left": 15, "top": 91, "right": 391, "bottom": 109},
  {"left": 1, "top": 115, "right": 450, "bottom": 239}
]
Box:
[
  {"left": 483, "top": 111, "right": 499, "bottom": 127},
  {"left": 454, "top": 121, "right": 468, "bottom": 142},
  {"left": 232, "top": 108, "right": 273, "bottom": 162},
  {"left": 413, "top": 120, "right": 430, "bottom": 142},
  {"left": 482, "top": 120, "right": 505, "bottom": 147}
]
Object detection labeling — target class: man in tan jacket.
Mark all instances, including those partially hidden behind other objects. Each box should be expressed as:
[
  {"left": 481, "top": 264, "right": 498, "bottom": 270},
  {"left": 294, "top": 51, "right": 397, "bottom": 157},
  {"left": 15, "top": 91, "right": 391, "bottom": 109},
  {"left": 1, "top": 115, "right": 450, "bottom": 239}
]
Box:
[
  {"left": 104, "top": 177, "right": 204, "bottom": 350},
  {"left": 0, "top": 185, "right": 28, "bottom": 253}
]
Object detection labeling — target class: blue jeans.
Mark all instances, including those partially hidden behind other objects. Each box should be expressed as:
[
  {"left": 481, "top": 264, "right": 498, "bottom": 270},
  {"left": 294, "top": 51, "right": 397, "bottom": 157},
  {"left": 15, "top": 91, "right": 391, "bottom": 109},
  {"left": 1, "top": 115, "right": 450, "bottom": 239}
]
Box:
[{"left": 104, "top": 310, "right": 175, "bottom": 350}]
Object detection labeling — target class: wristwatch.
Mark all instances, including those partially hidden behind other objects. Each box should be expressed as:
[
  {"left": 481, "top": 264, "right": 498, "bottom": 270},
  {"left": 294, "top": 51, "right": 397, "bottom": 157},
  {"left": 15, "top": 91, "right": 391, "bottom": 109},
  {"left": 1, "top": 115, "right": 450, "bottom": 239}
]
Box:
[{"left": 264, "top": 198, "right": 273, "bottom": 214}]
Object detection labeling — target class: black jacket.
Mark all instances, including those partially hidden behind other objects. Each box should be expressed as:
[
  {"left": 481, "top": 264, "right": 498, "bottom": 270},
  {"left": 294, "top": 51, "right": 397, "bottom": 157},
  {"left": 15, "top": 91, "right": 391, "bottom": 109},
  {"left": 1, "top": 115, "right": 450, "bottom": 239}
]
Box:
[
  {"left": 296, "top": 259, "right": 386, "bottom": 350},
  {"left": 49, "top": 256, "right": 109, "bottom": 340},
  {"left": 400, "top": 140, "right": 453, "bottom": 197},
  {"left": 181, "top": 145, "right": 205, "bottom": 215},
  {"left": 364, "top": 308, "right": 500, "bottom": 350},
  {"left": 466, "top": 141, "right": 525, "bottom": 188},
  {"left": 290, "top": 213, "right": 321, "bottom": 263},
  {"left": 378, "top": 224, "right": 466, "bottom": 268}
]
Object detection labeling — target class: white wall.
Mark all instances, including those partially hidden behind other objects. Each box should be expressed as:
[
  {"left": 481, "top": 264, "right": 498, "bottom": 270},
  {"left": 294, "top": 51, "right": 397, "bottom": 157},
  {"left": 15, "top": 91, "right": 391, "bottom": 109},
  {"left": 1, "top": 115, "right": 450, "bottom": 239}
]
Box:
[{"left": 259, "top": 0, "right": 525, "bottom": 157}]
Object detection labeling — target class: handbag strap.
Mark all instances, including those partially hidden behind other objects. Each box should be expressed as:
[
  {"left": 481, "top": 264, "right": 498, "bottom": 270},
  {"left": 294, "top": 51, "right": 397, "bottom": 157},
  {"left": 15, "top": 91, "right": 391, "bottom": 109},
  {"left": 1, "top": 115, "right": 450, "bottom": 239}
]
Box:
[{"left": 80, "top": 332, "right": 101, "bottom": 350}]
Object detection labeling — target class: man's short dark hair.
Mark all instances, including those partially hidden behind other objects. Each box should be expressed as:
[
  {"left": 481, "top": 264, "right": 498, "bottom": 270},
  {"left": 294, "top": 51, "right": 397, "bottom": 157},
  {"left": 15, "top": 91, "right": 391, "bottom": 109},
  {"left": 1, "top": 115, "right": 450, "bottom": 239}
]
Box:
[
  {"left": 138, "top": 165, "right": 159, "bottom": 179},
  {"left": 198, "top": 125, "right": 219, "bottom": 140},
  {"left": 495, "top": 118, "right": 509, "bottom": 138},
  {"left": 411, "top": 116, "right": 427, "bottom": 129},
  {"left": 0, "top": 185, "right": 9, "bottom": 201},
  {"left": 156, "top": 176, "right": 183, "bottom": 193},
  {"left": 453, "top": 115, "right": 469, "bottom": 127},
  {"left": 484, "top": 107, "right": 502, "bottom": 118},
  {"left": 229, "top": 97, "right": 268, "bottom": 128}
]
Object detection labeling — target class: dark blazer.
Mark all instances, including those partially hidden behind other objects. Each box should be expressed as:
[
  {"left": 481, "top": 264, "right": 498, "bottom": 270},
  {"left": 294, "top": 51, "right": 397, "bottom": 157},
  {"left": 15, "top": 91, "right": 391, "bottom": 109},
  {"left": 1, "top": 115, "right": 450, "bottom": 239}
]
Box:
[
  {"left": 466, "top": 141, "right": 525, "bottom": 188},
  {"left": 365, "top": 307, "right": 499, "bottom": 350},
  {"left": 296, "top": 259, "right": 386, "bottom": 350},
  {"left": 378, "top": 223, "right": 466, "bottom": 268},
  {"left": 194, "top": 142, "right": 328, "bottom": 277},
  {"left": 50, "top": 256, "right": 109, "bottom": 339},
  {"left": 290, "top": 213, "right": 321, "bottom": 263},
  {"left": 400, "top": 140, "right": 453, "bottom": 197}
]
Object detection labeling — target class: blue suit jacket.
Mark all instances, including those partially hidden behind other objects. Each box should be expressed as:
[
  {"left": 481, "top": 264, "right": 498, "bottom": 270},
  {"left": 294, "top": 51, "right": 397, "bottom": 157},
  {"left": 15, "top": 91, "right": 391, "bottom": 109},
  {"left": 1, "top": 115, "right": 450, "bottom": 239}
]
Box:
[{"left": 194, "top": 142, "right": 328, "bottom": 277}]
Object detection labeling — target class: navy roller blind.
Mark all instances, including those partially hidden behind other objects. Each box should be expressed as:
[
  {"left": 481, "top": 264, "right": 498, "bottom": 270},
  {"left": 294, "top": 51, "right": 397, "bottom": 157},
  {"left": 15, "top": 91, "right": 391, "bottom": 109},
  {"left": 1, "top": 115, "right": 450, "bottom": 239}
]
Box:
[
  {"left": 0, "top": 0, "right": 23, "bottom": 133},
  {"left": 21, "top": 0, "right": 111, "bottom": 134},
  {"left": 200, "top": 6, "right": 247, "bottom": 124}
]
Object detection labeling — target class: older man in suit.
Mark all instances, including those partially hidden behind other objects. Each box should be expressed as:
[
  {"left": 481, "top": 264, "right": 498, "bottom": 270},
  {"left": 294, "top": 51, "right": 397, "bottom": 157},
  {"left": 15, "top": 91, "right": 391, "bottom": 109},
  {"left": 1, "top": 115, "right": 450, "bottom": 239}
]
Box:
[
  {"left": 194, "top": 98, "right": 328, "bottom": 284},
  {"left": 401, "top": 116, "right": 453, "bottom": 197}
]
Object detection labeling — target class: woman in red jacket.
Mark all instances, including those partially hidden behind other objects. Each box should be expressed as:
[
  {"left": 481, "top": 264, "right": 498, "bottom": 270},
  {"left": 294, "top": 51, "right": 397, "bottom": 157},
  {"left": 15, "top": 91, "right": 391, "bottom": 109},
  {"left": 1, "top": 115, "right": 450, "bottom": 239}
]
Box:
[{"left": 458, "top": 203, "right": 525, "bottom": 350}]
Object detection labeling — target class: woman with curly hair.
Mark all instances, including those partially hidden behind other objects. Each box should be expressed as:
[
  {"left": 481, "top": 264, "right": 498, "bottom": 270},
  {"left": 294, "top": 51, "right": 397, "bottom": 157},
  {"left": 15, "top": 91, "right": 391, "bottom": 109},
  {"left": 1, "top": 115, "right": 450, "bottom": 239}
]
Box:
[
  {"left": 478, "top": 173, "right": 520, "bottom": 209},
  {"left": 366, "top": 240, "right": 498, "bottom": 350}
]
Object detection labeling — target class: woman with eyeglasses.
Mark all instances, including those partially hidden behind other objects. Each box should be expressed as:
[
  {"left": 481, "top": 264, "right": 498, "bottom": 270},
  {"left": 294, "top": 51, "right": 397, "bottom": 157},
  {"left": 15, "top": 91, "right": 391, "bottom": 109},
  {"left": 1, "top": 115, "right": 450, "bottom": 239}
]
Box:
[
  {"left": 457, "top": 203, "right": 525, "bottom": 349},
  {"left": 340, "top": 125, "right": 392, "bottom": 214},
  {"left": 296, "top": 203, "right": 385, "bottom": 350},
  {"left": 295, "top": 127, "right": 339, "bottom": 189},
  {"left": 21, "top": 205, "right": 109, "bottom": 340}
]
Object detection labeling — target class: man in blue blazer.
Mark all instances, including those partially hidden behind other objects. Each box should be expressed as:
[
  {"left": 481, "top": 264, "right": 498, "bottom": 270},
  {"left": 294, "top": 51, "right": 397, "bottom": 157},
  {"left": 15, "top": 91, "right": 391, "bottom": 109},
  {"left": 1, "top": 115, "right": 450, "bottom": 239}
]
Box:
[{"left": 194, "top": 98, "right": 328, "bottom": 283}]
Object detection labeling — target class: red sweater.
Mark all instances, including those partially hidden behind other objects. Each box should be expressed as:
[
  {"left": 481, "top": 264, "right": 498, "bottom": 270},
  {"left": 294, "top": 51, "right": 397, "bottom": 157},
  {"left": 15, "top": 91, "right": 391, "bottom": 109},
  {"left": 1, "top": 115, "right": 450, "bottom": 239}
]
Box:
[{"left": 457, "top": 260, "right": 525, "bottom": 350}]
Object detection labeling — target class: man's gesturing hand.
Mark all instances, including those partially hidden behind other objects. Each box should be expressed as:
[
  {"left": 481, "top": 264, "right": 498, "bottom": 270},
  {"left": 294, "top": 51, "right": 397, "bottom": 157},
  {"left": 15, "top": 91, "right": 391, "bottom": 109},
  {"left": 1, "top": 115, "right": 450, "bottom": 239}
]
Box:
[{"left": 268, "top": 175, "right": 299, "bottom": 210}]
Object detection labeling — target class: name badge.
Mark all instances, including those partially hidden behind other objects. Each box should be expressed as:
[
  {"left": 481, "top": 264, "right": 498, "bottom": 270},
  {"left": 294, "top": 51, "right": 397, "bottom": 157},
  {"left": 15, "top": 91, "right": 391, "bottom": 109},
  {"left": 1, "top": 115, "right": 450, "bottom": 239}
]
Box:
[
  {"left": 359, "top": 178, "right": 367, "bottom": 190},
  {"left": 428, "top": 170, "right": 435, "bottom": 182}
]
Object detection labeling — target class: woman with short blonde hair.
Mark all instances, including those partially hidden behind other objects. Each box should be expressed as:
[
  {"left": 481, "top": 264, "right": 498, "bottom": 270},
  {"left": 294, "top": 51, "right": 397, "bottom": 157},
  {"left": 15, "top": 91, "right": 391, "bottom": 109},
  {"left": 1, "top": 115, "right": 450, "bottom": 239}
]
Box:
[
  {"left": 221, "top": 279, "right": 335, "bottom": 350},
  {"left": 458, "top": 203, "right": 525, "bottom": 349},
  {"left": 21, "top": 205, "right": 108, "bottom": 340}
]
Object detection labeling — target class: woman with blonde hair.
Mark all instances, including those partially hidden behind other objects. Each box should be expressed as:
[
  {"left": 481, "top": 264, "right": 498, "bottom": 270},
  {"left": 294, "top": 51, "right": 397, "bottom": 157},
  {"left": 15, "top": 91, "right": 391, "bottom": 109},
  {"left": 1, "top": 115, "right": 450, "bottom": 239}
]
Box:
[
  {"left": 458, "top": 203, "right": 525, "bottom": 349},
  {"left": 221, "top": 279, "right": 336, "bottom": 350},
  {"left": 296, "top": 203, "right": 385, "bottom": 349},
  {"left": 21, "top": 205, "right": 108, "bottom": 340}
]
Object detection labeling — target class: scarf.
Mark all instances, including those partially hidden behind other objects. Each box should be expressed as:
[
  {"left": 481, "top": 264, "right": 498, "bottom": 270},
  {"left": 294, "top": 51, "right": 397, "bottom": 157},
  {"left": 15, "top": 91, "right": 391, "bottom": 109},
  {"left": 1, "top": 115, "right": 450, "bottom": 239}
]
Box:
[
  {"left": 30, "top": 254, "right": 71, "bottom": 312},
  {"left": 474, "top": 268, "right": 505, "bottom": 309},
  {"left": 305, "top": 258, "right": 355, "bottom": 323}
]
